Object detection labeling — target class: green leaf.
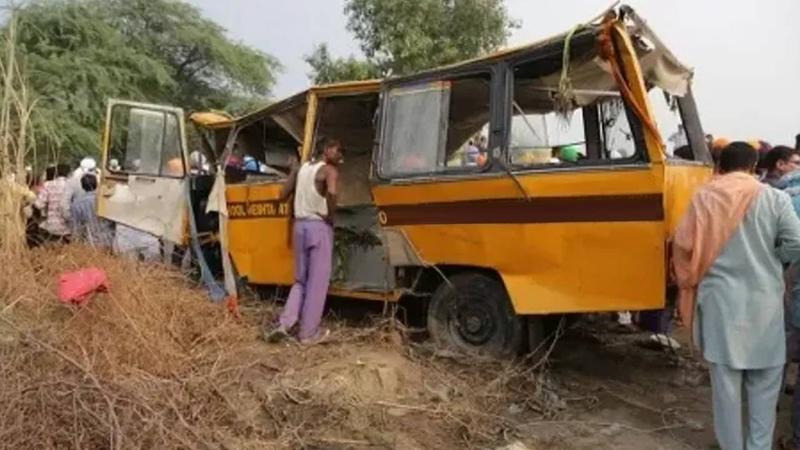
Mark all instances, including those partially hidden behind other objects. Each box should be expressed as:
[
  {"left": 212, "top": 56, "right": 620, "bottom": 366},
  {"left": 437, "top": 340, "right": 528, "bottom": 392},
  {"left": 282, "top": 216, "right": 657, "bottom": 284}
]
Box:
[
  {"left": 8, "top": 0, "right": 281, "bottom": 163},
  {"left": 308, "top": 0, "right": 516, "bottom": 84}
]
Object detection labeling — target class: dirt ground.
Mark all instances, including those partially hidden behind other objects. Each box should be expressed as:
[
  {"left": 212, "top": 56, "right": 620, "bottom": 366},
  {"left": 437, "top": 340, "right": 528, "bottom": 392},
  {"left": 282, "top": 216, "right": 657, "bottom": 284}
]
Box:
[
  {"left": 321, "top": 308, "right": 721, "bottom": 450},
  {"left": 280, "top": 299, "right": 797, "bottom": 450},
  {"left": 240, "top": 295, "right": 722, "bottom": 450},
  {"left": 4, "top": 245, "right": 797, "bottom": 449}
]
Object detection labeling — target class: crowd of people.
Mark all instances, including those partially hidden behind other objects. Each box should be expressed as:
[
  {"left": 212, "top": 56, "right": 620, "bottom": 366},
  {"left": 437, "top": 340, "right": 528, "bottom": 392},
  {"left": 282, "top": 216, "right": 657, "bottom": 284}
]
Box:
[
  {"left": 674, "top": 133, "right": 800, "bottom": 450},
  {"left": 17, "top": 157, "right": 162, "bottom": 261},
  {"left": 23, "top": 158, "right": 110, "bottom": 247}
]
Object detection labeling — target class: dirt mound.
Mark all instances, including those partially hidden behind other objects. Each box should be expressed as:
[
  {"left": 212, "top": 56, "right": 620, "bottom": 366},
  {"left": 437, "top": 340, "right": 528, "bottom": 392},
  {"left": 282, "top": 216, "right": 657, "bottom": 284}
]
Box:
[{"left": 0, "top": 244, "right": 568, "bottom": 449}]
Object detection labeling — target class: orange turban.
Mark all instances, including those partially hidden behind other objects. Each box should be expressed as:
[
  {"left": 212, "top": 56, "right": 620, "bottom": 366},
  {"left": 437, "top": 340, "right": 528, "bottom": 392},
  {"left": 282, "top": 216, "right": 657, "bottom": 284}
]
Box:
[{"left": 712, "top": 137, "right": 730, "bottom": 150}]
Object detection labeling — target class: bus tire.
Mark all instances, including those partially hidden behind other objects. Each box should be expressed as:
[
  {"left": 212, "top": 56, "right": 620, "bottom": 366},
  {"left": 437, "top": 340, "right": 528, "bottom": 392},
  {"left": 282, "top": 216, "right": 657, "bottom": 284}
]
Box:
[{"left": 427, "top": 273, "right": 523, "bottom": 358}]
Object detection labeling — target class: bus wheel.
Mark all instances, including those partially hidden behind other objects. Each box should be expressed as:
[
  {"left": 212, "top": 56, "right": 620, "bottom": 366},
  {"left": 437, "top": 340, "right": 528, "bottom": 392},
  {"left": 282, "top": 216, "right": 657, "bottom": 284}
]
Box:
[{"left": 427, "top": 273, "right": 523, "bottom": 358}]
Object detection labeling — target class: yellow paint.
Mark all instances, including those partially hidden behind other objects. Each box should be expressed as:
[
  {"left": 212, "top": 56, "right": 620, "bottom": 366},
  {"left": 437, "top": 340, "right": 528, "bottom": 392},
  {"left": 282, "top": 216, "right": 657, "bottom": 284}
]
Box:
[
  {"left": 311, "top": 80, "right": 381, "bottom": 97},
  {"left": 225, "top": 183, "right": 294, "bottom": 285},
  {"left": 97, "top": 106, "right": 112, "bottom": 218},
  {"left": 664, "top": 162, "right": 713, "bottom": 235},
  {"left": 220, "top": 15, "right": 712, "bottom": 316},
  {"left": 188, "top": 111, "right": 234, "bottom": 129},
  {"left": 366, "top": 18, "right": 710, "bottom": 315},
  {"left": 225, "top": 83, "right": 382, "bottom": 286},
  {"left": 374, "top": 164, "right": 668, "bottom": 314},
  {"left": 611, "top": 23, "right": 666, "bottom": 164},
  {"left": 300, "top": 91, "right": 319, "bottom": 161},
  {"left": 372, "top": 167, "right": 661, "bottom": 204},
  {"left": 398, "top": 221, "right": 665, "bottom": 313}
]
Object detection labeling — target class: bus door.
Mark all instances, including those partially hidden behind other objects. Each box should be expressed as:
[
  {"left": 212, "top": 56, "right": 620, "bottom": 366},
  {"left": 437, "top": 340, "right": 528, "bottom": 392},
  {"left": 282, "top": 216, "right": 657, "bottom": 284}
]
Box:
[{"left": 99, "top": 100, "right": 189, "bottom": 244}]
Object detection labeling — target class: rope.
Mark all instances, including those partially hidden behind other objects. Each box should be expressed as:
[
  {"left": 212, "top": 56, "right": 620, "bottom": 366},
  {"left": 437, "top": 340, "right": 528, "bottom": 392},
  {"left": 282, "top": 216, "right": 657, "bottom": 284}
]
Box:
[{"left": 554, "top": 24, "right": 582, "bottom": 119}]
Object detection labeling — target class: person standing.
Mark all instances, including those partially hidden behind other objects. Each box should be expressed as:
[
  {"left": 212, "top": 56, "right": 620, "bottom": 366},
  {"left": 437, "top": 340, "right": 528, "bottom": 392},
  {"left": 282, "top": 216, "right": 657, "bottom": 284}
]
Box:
[
  {"left": 69, "top": 174, "right": 112, "bottom": 249},
  {"left": 33, "top": 163, "right": 72, "bottom": 244},
  {"left": 673, "top": 142, "right": 800, "bottom": 450},
  {"left": 773, "top": 167, "right": 800, "bottom": 450},
  {"left": 762, "top": 146, "right": 800, "bottom": 187},
  {"left": 266, "top": 139, "right": 342, "bottom": 345},
  {"left": 61, "top": 157, "right": 97, "bottom": 221}
]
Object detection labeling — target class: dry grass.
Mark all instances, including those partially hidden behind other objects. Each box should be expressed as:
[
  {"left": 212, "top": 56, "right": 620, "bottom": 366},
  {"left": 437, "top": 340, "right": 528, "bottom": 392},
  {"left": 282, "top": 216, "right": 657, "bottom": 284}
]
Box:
[
  {"left": 0, "top": 244, "right": 573, "bottom": 449},
  {"left": 0, "top": 245, "right": 255, "bottom": 449},
  {"left": 0, "top": 16, "right": 36, "bottom": 256}
]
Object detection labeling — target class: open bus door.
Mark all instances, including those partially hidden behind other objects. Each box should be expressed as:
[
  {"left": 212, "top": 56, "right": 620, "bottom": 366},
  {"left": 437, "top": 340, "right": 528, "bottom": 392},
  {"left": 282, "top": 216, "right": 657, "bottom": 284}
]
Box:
[{"left": 98, "top": 100, "right": 190, "bottom": 244}]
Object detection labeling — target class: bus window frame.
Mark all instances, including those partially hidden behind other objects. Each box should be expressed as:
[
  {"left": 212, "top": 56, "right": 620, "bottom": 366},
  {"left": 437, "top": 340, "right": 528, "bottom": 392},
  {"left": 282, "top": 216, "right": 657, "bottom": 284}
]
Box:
[
  {"left": 106, "top": 104, "right": 188, "bottom": 180},
  {"left": 502, "top": 51, "right": 652, "bottom": 173},
  {"left": 675, "top": 87, "right": 712, "bottom": 164},
  {"left": 374, "top": 65, "right": 503, "bottom": 182}
]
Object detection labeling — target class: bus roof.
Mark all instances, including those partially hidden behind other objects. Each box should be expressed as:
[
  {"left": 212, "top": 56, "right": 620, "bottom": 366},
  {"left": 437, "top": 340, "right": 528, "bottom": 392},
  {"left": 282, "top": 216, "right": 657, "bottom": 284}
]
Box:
[{"left": 191, "top": 4, "right": 691, "bottom": 129}]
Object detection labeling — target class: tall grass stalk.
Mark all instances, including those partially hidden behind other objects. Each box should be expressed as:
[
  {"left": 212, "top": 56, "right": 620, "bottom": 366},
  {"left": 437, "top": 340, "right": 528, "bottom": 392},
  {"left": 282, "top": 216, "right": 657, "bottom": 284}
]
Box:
[{"left": 0, "top": 17, "right": 37, "bottom": 256}]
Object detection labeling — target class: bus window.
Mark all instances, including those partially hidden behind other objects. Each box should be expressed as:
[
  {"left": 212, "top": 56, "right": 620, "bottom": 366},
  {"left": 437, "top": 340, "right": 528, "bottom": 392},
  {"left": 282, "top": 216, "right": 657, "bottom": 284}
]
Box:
[
  {"left": 508, "top": 57, "right": 645, "bottom": 168},
  {"left": 107, "top": 105, "right": 185, "bottom": 177},
  {"left": 600, "top": 98, "right": 637, "bottom": 160},
  {"left": 380, "top": 74, "right": 491, "bottom": 177},
  {"left": 509, "top": 109, "right": 586, "bottom": 165},
  {"left": 648, "top": 88, "right": 690, "bottom": 159}
]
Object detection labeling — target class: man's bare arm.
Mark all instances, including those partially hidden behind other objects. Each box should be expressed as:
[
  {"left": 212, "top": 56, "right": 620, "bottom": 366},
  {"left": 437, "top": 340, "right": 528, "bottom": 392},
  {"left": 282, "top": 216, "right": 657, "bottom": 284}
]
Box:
[
  {"left": 324, "top": 165, "right": 338, "bottom": 224},
  {"left": 279, "top": 165, "right": 300, "bottom": 202}
]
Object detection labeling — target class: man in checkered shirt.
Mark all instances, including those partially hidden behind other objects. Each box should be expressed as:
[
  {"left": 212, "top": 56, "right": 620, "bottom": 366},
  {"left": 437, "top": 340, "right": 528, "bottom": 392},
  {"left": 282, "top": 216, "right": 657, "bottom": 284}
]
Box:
[{"left": 33, "top": 163, "right": 72, "bottom": 243}]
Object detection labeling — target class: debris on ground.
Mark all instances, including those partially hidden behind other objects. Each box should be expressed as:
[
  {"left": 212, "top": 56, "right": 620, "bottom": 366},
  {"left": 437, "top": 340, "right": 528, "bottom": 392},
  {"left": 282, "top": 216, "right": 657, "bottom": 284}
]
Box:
[
  {"left": 57, "top": 267, "right": 108, "bottom": 305},
  {"left": 0, "top": 244, "right": 726, "bottom": 449},
  {"left": 0, "top": 244, "right": 585, "bottom": 449}
]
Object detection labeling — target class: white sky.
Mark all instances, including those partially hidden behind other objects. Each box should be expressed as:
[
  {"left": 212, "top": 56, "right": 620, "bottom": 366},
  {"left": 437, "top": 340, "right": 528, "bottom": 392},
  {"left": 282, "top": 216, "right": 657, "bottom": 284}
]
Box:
[{"left": 190, "top": 0, "right": 800, "bottom": 144}]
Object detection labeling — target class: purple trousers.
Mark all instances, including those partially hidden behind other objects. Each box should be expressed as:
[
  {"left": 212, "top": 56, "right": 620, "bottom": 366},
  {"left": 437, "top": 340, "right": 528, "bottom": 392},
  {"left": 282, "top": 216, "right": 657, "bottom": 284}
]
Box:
[{"left": 279, "top": 219, "right": 333, "bottom": 340}]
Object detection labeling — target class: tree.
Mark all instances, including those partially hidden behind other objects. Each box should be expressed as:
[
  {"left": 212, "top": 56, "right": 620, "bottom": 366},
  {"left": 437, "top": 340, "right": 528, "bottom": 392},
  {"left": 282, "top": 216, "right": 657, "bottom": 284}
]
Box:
[
  {"left": 307, "top": 0, "right": 517, "bottom": 84},
  {"left": 305, "top": 44, "right": 379, "bottom": 85},
  {"left": 12, "top": 0, "right": 281, "bottom": 163}
]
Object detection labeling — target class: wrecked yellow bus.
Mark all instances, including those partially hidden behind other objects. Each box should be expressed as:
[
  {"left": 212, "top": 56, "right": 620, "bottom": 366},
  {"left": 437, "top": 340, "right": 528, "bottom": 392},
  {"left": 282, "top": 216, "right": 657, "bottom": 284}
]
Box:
[{"left": 98, "top": 5, "right": 712, "bottom": 356}]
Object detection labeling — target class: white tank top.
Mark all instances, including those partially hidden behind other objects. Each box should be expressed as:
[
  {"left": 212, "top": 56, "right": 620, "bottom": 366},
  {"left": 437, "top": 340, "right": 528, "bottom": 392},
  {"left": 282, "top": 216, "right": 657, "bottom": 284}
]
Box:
[{"left": 293, "top": 161, "right": 327, "bottom": 220}]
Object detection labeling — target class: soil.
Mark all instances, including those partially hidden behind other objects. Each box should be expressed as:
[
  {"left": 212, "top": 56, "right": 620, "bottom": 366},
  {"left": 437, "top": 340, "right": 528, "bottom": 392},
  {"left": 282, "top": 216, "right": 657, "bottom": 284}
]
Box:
[
  {"left": 5, "top": 245, "right": 795, "bottom": 450},
  {"left": 242, "top": 297, "right": 725, "bottom": 450}
]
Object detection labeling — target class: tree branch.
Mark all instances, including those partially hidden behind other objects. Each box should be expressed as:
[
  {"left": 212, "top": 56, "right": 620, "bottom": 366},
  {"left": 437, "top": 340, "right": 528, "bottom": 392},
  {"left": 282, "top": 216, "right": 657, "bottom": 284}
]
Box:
[{"left": 175, "top": 45, "right": 201, "bottom": 79}]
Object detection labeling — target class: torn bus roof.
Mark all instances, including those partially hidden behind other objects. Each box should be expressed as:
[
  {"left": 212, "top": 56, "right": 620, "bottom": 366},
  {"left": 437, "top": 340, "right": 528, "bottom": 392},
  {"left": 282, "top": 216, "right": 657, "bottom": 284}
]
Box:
[
  {"left": 189, "top": 79, "right": 381, "bottom": 133},
  {"left": 383, "top": 4, "right": 692, "bottom": 101}
]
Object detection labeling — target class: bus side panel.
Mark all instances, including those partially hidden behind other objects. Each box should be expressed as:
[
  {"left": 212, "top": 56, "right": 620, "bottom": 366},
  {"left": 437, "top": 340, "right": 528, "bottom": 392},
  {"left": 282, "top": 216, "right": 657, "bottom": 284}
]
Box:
[
  {"left": 393, "top": 221, "right": 664, "bottom": 314},
  {"left": 664, "top": 163, "right": 713, "bottom": 236},
  {"left": 373, "top": 169, "right": 666, "bottom": 315},
  {"left": 225, "top": 183, "right": 293, "bottom": 285}
]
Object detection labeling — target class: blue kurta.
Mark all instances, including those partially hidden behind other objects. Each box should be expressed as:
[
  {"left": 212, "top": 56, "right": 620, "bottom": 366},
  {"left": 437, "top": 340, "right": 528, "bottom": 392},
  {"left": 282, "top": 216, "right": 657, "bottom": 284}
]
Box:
[{"left": 697, "top": 187, "right": 800, "bottom": 369}]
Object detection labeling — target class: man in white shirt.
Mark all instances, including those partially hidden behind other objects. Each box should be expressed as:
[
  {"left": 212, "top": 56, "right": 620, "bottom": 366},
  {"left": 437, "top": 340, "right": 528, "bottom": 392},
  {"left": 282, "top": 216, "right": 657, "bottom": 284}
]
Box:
[
  {"left": 266, "top": 138, "right": 342, "bottom": 345},
  {"left": 61, "top": 157, "right": 97, "bottom": 220}
]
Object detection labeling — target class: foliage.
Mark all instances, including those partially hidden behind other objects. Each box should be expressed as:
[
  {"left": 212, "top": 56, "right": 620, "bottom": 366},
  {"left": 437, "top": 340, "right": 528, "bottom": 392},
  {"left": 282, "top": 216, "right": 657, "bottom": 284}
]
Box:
[
  {"left": 12, "top": 0, "right": 281, "bottom": 164},
  {"left": 305, "top": 44, "right": 379, "bottom": 85},
  {"left": 332, "top": 226, "right": 382, "bottom": 282},
  {"left": 307, "top": 0, "right": 517, "bottom": 84}
]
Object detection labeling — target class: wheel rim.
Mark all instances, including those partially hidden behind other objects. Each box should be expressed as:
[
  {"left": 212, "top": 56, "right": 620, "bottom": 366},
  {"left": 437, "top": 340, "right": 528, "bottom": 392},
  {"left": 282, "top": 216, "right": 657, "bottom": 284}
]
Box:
[{"left": 449, "top": 298, "right": 497, "bottom": 346}]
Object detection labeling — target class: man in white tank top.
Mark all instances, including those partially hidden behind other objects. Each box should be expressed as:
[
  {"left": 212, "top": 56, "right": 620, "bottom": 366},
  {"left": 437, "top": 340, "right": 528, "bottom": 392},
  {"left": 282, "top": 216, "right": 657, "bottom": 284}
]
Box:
[{"left": 266, "top": 138, "right": 342, "bottom": 344}]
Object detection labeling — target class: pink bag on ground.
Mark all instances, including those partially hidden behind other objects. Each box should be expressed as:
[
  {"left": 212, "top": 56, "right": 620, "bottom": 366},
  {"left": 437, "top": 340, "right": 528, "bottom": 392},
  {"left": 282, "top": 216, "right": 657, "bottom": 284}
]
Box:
[{"left": 57, "top": 268, "right": 109, "bottom": 306}]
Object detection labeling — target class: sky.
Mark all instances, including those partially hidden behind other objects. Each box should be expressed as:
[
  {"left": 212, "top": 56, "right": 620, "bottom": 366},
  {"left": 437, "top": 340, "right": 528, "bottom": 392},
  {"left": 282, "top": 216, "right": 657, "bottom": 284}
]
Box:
[{"left": 188, "top": 0, "right": 800, "bottom": 145}]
